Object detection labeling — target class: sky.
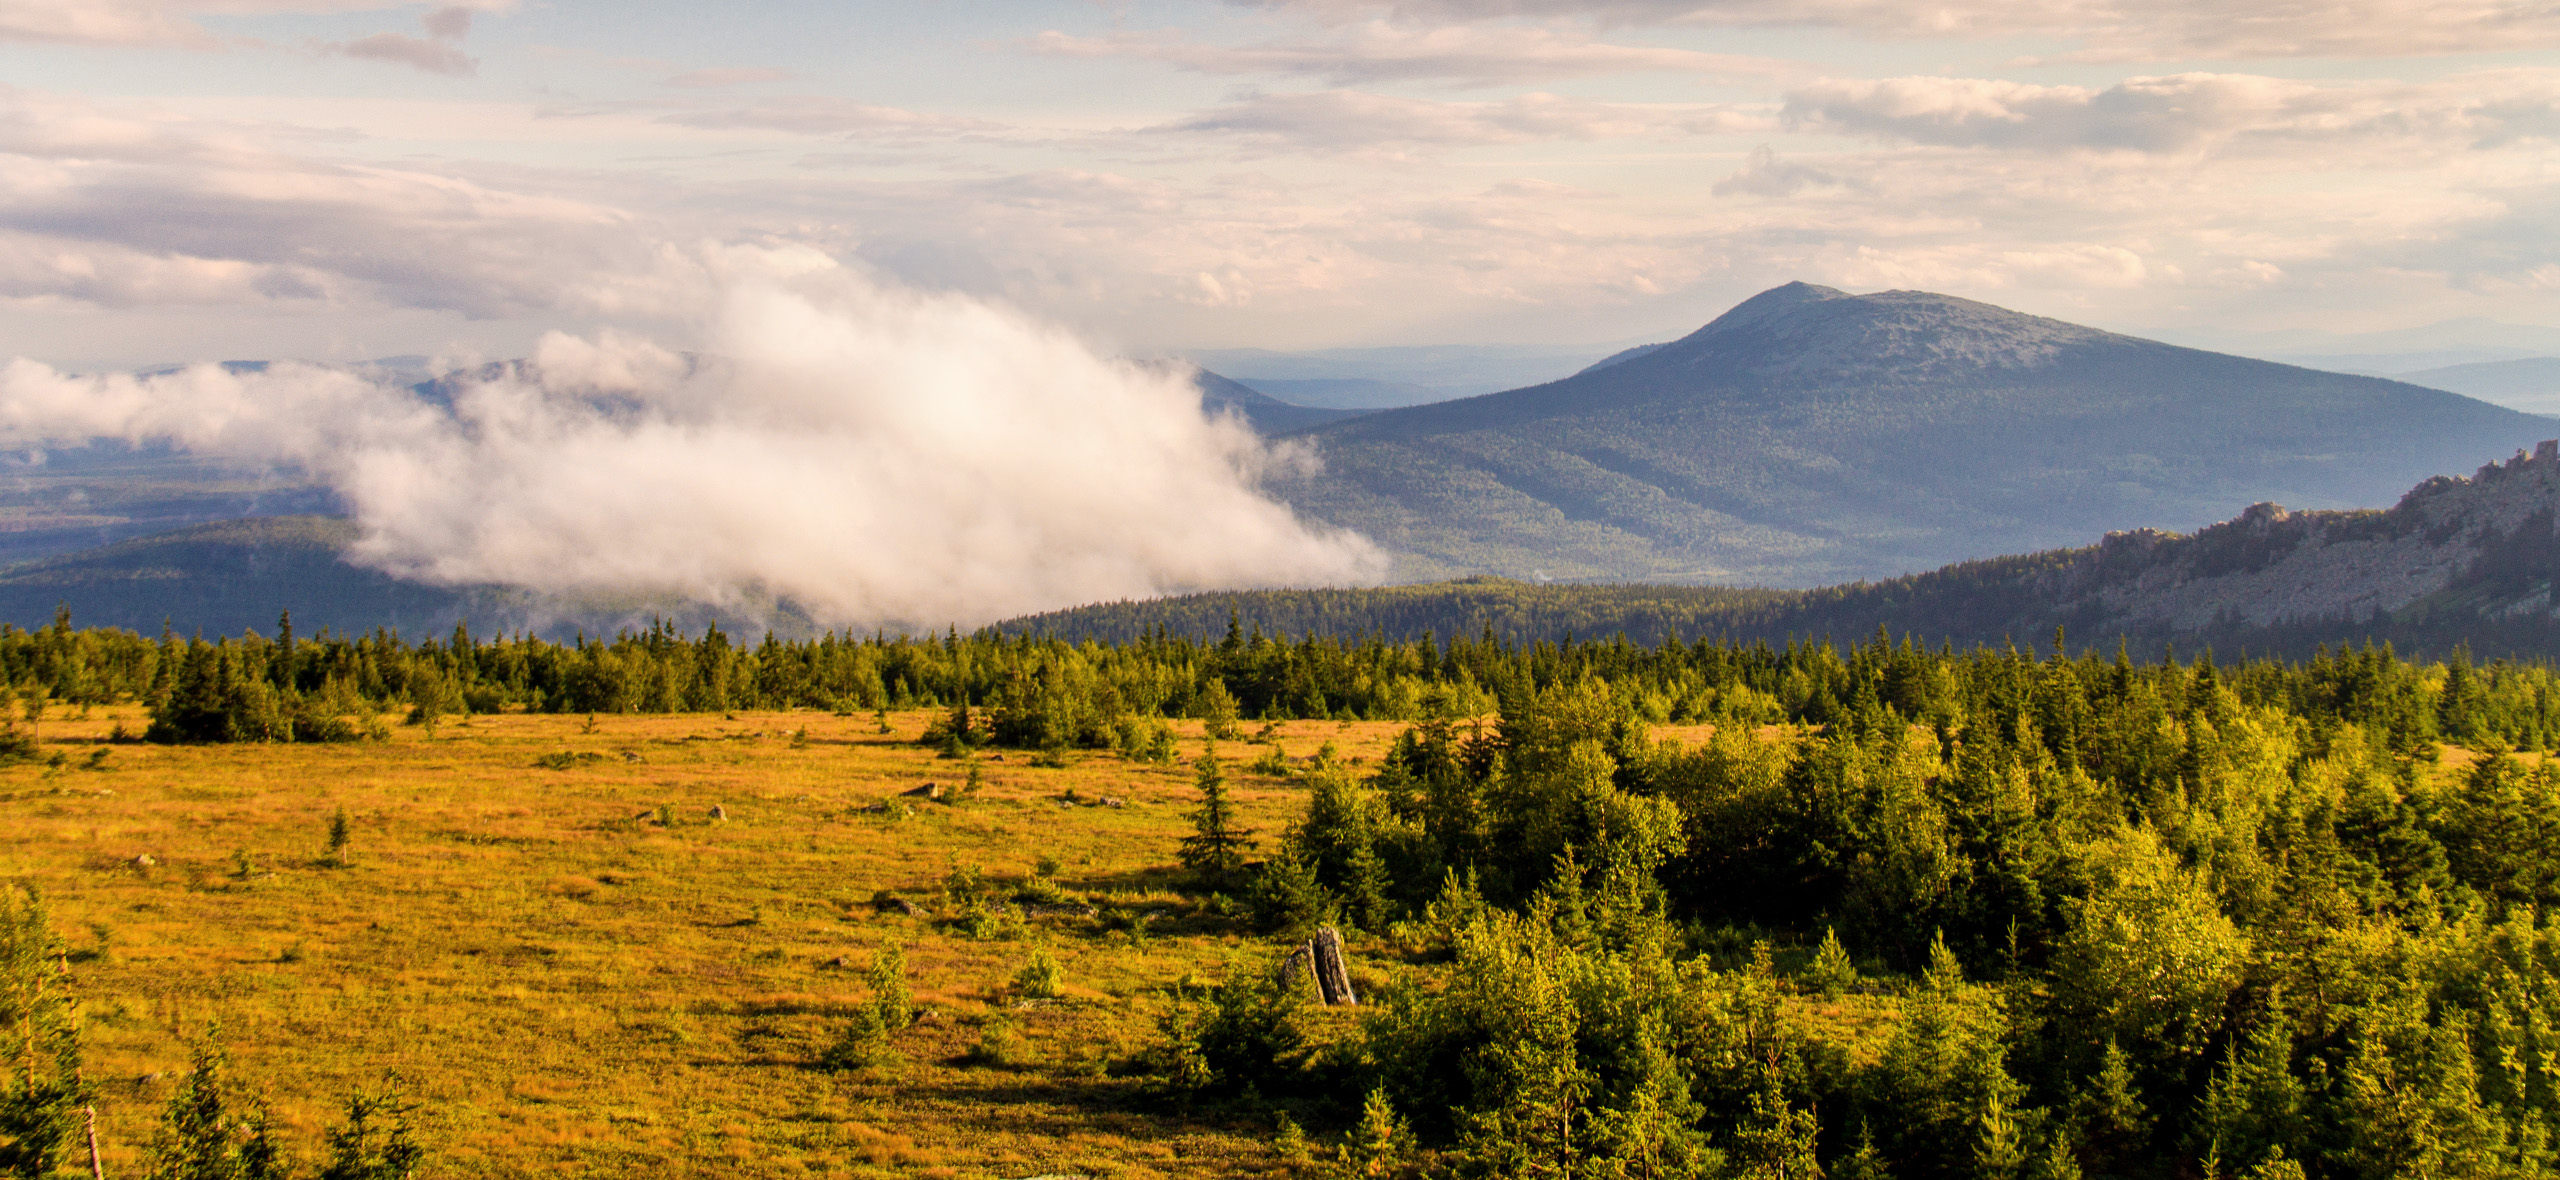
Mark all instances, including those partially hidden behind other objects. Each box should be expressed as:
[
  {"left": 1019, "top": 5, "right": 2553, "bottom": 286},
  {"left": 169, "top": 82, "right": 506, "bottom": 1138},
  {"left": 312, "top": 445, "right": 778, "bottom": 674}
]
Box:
[{"left": 5, "top": 0, "right": 2560, "bottom": 370}]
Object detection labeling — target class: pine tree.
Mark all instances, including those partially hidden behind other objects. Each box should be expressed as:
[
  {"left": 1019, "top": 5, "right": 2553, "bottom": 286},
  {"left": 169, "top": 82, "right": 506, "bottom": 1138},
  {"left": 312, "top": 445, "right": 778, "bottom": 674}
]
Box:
[{"left": 1179, "top": 746, "right": 1254, "bottom": 888}]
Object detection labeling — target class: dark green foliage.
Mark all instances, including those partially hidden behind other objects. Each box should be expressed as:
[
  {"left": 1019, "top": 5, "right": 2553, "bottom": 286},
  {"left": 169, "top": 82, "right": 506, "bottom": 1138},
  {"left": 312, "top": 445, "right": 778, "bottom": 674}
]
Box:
[
  {"left": 2440, "top": 753, "right": 2560, "bottom": 906},
  {"left": 1145, "top": 955, "right": 1312, "bottom": 1098},
  {"left": 1245, "top": 854, "right": 1334, "bottom": 940},
  {"left": 0, "top": 886, "right": 87, "bottom": 1180},
  {"left": 1160, "top": 624, "right": 2560, "bottom": 1180},
  {"left": 145, "top": 1042, "right": 290, "bottom": 1180},
  {"left": 314, "top": 1078, "right": 424, "bottom": 1180}
]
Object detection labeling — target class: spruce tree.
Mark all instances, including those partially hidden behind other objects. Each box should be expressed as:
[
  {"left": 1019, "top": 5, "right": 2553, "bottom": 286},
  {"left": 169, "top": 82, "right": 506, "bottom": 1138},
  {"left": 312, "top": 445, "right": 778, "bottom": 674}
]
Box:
[
  {"left": 145, "top": 1040, "right": 288, "bottom": 1180},
  {"left": 1179, "top": 746, "right": 1254, "bottom": 889},
  {"left": 316, "top": 1077, "right": 425, "bottom": 1180},
  {"left": 0, "top": 885, "right": 87, "bottom": 1180}
]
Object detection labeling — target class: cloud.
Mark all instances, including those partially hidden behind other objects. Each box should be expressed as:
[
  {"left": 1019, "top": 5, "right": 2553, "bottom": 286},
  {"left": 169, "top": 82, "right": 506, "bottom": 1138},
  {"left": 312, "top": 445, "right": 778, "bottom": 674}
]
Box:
[
  {"left": 1713, "top": 144, "right": 1846, "bottom": 196},
  {"left": 1026, "top": 22, "right": 1786, "bottom": 87},
  {"left": 0, "top": 87, "right": 656, "bottom": 317},
  {"left": 322, "top": 3, "right": 482, "bottom": 75},
  {"left": 419, "top": 4, "right": 469, "bottom": 38},
  {"left": 0, "top": 248, "right": 1385, "bottom": 627},
  {"left": 1782, "top": 71, "right": 2560, "bottom": 157},
  {"left": 333, "top": 31, "right": 473, "bottom": 75},
  {"left": 1241, "top": 0, "right": 2560, "bottom": 60},
  {"left": 1150, "top": 89, "right": 1765, "bottom": 157}
]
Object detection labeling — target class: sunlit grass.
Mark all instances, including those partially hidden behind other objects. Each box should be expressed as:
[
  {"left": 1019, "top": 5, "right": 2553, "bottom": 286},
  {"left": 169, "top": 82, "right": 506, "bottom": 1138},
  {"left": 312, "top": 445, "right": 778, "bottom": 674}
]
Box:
[{"left": 2, "top": 706, "right": 1412, "bottom": 1179}]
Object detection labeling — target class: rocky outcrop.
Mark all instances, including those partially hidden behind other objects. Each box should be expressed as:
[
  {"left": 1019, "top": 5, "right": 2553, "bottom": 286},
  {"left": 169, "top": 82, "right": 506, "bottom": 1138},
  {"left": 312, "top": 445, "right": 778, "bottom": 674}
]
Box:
[{"left": 2038, "top": 440, "right": 2560, "bottom": 633}]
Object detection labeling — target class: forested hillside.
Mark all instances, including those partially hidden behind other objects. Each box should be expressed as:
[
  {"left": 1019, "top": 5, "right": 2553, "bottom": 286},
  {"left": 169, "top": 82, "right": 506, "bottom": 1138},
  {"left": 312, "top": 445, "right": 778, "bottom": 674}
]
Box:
[
  {"left": 1013, "top": 445, "right": 2560, "bottom": 660},
  {"left": 1275, "top": 282, "right": 2549, "bottom": 585}
]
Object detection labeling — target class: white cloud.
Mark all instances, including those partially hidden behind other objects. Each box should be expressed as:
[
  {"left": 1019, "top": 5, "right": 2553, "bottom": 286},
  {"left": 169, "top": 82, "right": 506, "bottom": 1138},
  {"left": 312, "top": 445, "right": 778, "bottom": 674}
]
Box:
[
  {"left": 1243, "top": 0, "right": 2560, "bottom": 60},
  {"left": 0, "top": 248, "right": 1385, "bottom": 627},
  {"left": 1026, "top": 22, "right": 1788, "bottom": 87},
  {"left": 0, "top": 87, "right": 654, "bottom": 317}
]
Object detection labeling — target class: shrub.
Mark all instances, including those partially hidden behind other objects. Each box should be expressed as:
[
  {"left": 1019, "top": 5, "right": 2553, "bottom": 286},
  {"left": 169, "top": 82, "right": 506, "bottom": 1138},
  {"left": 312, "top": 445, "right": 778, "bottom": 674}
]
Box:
[
  {"left": 817, "top": 1009, "right": 894, "bottom": 1072},
  {"left": 1143, "top": 954, "right": 1311, "bottom": 1097},
  {"left": 967, "top": 1017, "right": 1029, "bottom": 1070},
  {"left": 867, "top": 945, "right": 913, "bottom": 1030},
  {"left": 1014, "top": 944, "right": 1064, "bottom": 1000}
]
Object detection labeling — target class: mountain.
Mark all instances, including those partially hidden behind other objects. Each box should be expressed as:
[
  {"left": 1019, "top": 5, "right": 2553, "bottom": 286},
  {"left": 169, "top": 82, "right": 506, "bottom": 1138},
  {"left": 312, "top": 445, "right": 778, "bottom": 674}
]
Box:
[
  {"left": 13, "top": 437, "right": 2560, "bottom": 657},
  {"left": 0, "top": 441, "right": 336, "bottom": 567},
  {"left": 1006, "top": 441, "right": 2560, "bottom": 659},
  {"left": 1576, "top": 342, "right": 1672, "bottom": 375},
  {"left": 1184, "top": 341, "right": 1635, "bottom": 399},
  {"left": 2394, "top": 357, "right": 2560, "bottom": 415},
  {"left": 0, "top": 516, "right": 476, "bottom": 636},
  {"left": 1270, "top": 282, "right": 2552, "bottom": 586},
  {"left": 1234, "top": 377, "right": 1455, "bottom": 410},
  {"left": 1193, "top": 368, "right": 1370, "bottom": 433}
]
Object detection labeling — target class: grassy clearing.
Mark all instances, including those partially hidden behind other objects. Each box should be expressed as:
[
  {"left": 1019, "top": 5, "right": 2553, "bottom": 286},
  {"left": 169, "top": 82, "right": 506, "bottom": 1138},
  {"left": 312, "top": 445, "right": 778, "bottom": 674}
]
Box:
[{"left": 2, "top": 708, "right": 1463, "bottom": 1180}]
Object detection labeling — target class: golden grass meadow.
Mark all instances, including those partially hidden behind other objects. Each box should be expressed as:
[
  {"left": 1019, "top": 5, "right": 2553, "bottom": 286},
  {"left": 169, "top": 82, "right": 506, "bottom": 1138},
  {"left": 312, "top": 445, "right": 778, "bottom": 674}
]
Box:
[{"left": 0, "top": 708, "right": 1494, "bottom": 1179}]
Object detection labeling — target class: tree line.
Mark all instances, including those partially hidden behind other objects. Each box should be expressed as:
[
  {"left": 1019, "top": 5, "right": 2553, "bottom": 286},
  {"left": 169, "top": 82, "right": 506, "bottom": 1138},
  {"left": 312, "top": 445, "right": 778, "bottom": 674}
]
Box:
[{"left": 0, "top": 607, "right": 2556, "bottom": 755}]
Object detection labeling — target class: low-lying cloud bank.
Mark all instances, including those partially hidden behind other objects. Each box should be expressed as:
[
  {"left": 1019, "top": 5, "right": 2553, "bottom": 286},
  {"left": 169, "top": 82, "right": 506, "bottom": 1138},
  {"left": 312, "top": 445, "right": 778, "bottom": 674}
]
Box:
[{"left": 0, "top": 247, "right": 1385, "bottom": 629}]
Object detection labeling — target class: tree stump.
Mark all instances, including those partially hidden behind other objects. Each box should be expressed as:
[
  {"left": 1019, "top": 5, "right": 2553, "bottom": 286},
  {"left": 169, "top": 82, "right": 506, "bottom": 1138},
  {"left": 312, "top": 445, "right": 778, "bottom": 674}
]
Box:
[
  {"left": 1310, "top": 926, "right": 1357, "bottom": 1006},
  {"left": 1278, "top": 943, "right": 1319, "bottom": 996}
]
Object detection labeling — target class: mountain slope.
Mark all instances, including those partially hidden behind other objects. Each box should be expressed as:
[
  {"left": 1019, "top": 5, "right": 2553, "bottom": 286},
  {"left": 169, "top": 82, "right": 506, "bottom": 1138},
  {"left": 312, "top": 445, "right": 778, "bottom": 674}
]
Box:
[
  {"left": 2397, "top": 357, "right": 2560, "bottom": 414},
  {"left": 1008, "top": 442, "right": 2560, "bottom": 658},
  {"left": 1193, "top": 369, "right": 1370, "bottom": 433},
  {"left": 0, "top": 517, "right": 475, "bottom": 636},
  {"left": 1273, "top": 283, "right": 2550, "bottom": 586}
]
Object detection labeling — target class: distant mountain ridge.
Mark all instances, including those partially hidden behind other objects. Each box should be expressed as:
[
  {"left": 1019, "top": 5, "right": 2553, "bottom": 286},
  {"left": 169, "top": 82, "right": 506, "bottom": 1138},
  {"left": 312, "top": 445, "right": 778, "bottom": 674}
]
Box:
[
  {"left": 8, "top": 437, "right": 2560, "bottom": 656},
  {"left": 1006, "top": 441, "right": 2560, "bottom": 659},
  {"left": 1272, "top": 282, "right": 2551, "bottom": 586},
  {"left": 2394, "top": 357, "right": 2560, "bottom": 415}
]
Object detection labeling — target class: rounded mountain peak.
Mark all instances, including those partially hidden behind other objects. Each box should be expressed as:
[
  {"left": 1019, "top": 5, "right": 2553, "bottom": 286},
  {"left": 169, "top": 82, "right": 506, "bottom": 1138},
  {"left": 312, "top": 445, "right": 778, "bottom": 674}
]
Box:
[{"left": 1633, "top": 283, "right": 2121, "bottom": 386}]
